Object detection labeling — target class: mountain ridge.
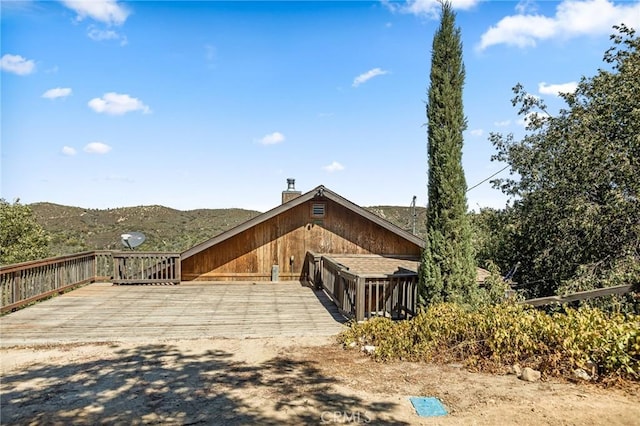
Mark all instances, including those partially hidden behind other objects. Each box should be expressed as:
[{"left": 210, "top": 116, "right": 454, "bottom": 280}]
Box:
[{"left": 29, "top": 202, "right": 428, "bottom": 257}]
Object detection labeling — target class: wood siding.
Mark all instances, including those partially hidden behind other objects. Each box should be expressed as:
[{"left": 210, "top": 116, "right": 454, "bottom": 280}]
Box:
[{"left": 181, "top": 198, "right": 421, "bottom": 281}]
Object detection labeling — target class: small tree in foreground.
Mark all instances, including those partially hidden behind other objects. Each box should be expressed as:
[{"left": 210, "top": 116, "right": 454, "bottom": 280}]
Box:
[
  {"left": 419, "top": 1, "right": 476, "bottom": 307},
  {"left": 0, "top": 199, "right": 50, "bottom": 265}
]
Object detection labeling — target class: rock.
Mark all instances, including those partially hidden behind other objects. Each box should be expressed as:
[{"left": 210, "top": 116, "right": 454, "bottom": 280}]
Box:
[
  {"left": 573, "top": 368, "right": 591, "bottom": 381},
  {"left": 347, "top": 341, "right": 357, "bottom": 349},
  {"left": 361, "top": 345, "right": 376, "bottom": 355},
  {"left": 520, "top": 367, "right": 541, "bottom": 382},
  {"left": 510, "top": 364, "right": 523, "bottom": 377},
  {"left": 584, "top": 360, "right": 597, "bottom": 377}
]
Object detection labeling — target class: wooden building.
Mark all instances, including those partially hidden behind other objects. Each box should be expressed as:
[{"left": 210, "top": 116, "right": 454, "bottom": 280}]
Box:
[{"left": 181, "top": 181, "right": 424, "bottom": 281}]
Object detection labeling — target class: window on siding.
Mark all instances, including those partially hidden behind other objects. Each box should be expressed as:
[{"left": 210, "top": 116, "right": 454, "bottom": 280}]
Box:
[{"left": 311, "top": 203, "right": 326, "bottom": 218}]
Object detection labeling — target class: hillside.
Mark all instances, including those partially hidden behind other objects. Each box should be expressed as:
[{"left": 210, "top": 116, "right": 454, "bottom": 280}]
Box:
[
  {"left": 30, "top": 203, "right": 427, "bottom": 257},
  {"left": 366, "top": 206, "right": 427, "bottom": 240},
  {"left": 30, "top": 203, "right": 262, "bottom": 256}
]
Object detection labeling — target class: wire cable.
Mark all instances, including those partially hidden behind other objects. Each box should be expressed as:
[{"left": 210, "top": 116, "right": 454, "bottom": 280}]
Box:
[{"left": 466, "top": 165, "right": 510, "bottom": 193}]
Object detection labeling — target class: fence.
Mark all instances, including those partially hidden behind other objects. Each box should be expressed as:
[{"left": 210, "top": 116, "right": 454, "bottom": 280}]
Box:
[
  {"left": 1, "top": 250, "right": 180, "bottom": 313},
  {"left": 362, "top": 274, "right": 418, "bottom": 320},
  {"left": 521, "top": 284, "right": 636, "bottom": 307},
  {"left": 318, "top": 255, "right": 361, "bottom": 319},
  {"left": 112, "top": 252, "right": 181, "bottom": 285},
  {"left": 305, "top": 252, "right": 419, "bottom": 322}
]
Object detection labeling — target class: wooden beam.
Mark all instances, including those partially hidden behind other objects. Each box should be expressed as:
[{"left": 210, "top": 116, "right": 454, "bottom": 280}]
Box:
[
  {"left": 356, "top": 276, "right": 366, "bottom": 322},
  {"left": 521, "top": 284, "right": 635, "bottom": 307}
]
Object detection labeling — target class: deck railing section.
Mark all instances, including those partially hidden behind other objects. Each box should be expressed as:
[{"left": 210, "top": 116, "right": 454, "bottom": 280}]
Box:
[
  {"left": 112, "top": 252, "right": 181, "bottom": 285},
  {"left": 305, "top": 253, "right": 419, "bottom": 322},
  {"left": 303, "top": 251, "right": 322, "bottom": 289},
  {"left": 1, "top": 251, "right": 182, "bottom": 313},
  {"left": 319, "top": 255, "right": 361, "bottom": 319},
  {"left": 95, "top": 250, "right": 113, "bottom": 281},
  {"left": 362, "top": 274, "right": 418, "bottom": 320},
  {"left": 1, "top": 251, "right": 98, "bottom": 313},
  {"left": 521, "top": 284, "right": 636, "bottom": 307}
]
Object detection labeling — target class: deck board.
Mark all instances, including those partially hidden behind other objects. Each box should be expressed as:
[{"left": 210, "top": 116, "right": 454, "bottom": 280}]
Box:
[{"left": 0, "top": 282, "right": 347, "bottom": 347}]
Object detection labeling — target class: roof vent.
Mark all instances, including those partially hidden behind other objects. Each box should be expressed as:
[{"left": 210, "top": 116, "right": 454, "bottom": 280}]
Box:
[{"left": 282, "top": 178, "right": 302, "bottom": 204}]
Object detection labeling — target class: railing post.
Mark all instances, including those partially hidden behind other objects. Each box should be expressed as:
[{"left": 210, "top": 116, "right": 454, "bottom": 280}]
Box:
[
  {"left": 356, "top": 276, "right": 366, "bottom": 322},
  {"left": 113, "top": 256, "right": 120, "bottom": 285},
  {"left": 175, "top": 255, "right": 181, "bottom": 284},
  {"left": 314, "top": 255, "right": 322, "bottom": 290}
]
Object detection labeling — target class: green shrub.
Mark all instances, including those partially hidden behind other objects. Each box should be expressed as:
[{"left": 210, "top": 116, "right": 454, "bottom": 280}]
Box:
[{"left": 339, "top": 302, "right": 640, "bottom": 381}]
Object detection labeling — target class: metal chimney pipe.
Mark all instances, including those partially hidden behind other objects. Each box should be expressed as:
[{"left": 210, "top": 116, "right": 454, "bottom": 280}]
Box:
[{"left": 282, "top": 178, "right": 302, "bottom": 204}]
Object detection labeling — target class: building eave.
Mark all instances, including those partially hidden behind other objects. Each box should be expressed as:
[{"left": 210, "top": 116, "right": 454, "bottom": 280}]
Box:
[{"left": 181, "top": 185, "right": 425, "bottom": 260}]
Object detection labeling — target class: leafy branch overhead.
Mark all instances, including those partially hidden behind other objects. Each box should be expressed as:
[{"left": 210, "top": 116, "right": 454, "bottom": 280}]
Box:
[{"left": 488, "top": 24, "right": 640, "bottom": 299}]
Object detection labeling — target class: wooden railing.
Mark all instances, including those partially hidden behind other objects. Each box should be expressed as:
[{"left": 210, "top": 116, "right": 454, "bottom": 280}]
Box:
[
  {"left": 303, "top": 251, "right": 322, "bottom": 289},
  {"left": 1, "top": 251, "right": 102, "bottom": 313},
  {"left": 522, "top": 284, "right": 636, "bottom": 307},
  {"left": 95, "top": 250, "right": 114, "bottom": 281},
  {"left": 362, "top": 274, "right": 418, "bottom": 320},
  {"left": 306, "top": 253, "right": 419, "bottom": 322},
  {"left": 112, "top": 252, "right": 181, "bottom": 285},
  {"left": 1, "top": 251, "right": 182, "bottom": 313},
  {"left": 320, "top": 255, "right": 361, "bottom": 319}
]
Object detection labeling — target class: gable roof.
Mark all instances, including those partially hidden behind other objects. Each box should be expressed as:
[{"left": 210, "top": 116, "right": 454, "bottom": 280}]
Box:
[{"left": 181, "top": 185, "right": 425, "bottom": 260}]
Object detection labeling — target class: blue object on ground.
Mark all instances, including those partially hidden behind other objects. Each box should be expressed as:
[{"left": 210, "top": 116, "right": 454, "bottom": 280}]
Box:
[{"left": 409, "top": 396, "right": 448, "bottom": 417}]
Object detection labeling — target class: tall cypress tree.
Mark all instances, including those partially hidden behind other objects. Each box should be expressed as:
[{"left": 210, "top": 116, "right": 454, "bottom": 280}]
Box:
[{"left": 419, "top": 1, "right": 476, "bottom": 306}]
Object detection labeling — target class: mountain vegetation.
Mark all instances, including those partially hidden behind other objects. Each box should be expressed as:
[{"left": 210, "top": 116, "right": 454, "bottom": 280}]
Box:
[
  {"left": 25, "top": 202, "right": 427, "bottom": 258},
  {"left": 29, "top": 203, "right": 262, "bottom": 256}
]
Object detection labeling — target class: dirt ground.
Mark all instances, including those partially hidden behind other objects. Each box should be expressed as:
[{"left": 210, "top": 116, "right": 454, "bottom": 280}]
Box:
[{"left": 1, "top": 336, "right": 639, "bottom": 425}]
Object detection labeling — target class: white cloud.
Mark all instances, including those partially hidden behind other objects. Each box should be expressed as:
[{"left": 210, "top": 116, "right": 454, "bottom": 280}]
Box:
[
  {"left": 88, "top": 92, "right": 151, "bottom": 115},
  {"left": 1, "top": 54, "right": 36, "bottom": 75},
  {"left": 352, "top": 68, "right": 389, "bottom": 87},
  {"left": 62, "top": 146, "right": 77, "bottom": 156},
  {"left": 384, "top": 0, "right": 480, "bottom": 17},
  {"left": 323, "top": 161, "right": 345, "bottom": 173},
  {"left": 42, "top": 87, "right": 72, "bottom": 99},
  {"left": 87, "top": 26, "right": 128, "bottom": 45},
  {"left": 258, "top": 132, "right": 285, "bottom": 145},
  {"left": 515, "top": 0, "right": 539, "bottom": 15},
  {"left": 61, "top": 0, "right": 130, "bottom": 25},
  {"left": 479, "top": 15, "right": 557, "bottom": 49},
  {"left": 84, "top": 142, "right": 112, "bottom": 154},
  {"left": 494, "top": 120, "right": 511, "bottom": 127},
  {"left": 469, "top": 128, "right": 484, "bottom": 137},
  {"left": 538, "top": 81, "right": 578, "bottom": 96},
  {"left": 478, "top": 0, "right": 640, "bottom": 50}
]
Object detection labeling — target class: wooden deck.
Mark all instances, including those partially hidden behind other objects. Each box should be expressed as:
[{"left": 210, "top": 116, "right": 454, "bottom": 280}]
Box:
[{"left": 0, "top": 282, "right": 347, "bottom": 347}]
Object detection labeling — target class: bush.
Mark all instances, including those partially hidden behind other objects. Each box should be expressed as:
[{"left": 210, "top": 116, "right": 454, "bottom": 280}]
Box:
[
  {"left": 339, "top": 302, "right": 640, "bottom": 381},
  {"left": 0, "top": 199, "right": 50, "bottom": 264}
]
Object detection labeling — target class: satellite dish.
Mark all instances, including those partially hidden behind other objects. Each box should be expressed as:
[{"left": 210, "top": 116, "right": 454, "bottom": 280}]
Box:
[{"left": 121, "top": 232, "right": 146, "bottom": 250}]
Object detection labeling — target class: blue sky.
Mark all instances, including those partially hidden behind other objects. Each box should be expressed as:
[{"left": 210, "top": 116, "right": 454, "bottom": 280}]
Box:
[{"left": 2, "top": 0, "right": 639, "bottom": 212}]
